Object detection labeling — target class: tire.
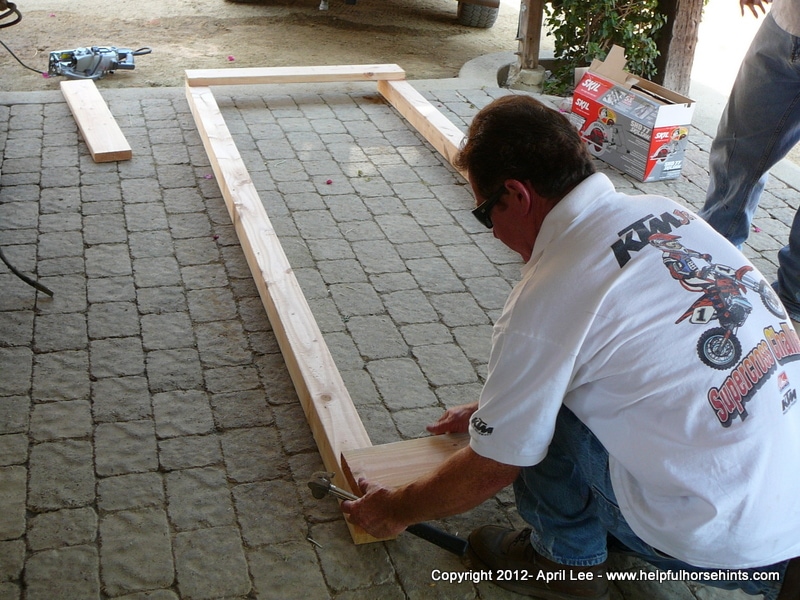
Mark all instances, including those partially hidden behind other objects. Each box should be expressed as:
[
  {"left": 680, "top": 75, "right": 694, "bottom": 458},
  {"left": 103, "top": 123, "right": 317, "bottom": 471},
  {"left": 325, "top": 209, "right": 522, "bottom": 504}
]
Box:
[
  {"left": 697, "top": 327, "right": 741, "bottom": 370},
  {"left": 457, "top": 1, "right": 499, "bottom": 28},
  {"left": 758, "top": 281, "right": 787, "bottom": 319}
]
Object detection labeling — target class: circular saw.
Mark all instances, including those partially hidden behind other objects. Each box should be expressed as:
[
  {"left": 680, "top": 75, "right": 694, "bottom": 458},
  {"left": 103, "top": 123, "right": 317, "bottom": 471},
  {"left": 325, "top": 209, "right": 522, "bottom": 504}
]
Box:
[{"left": 47, "top": 46, "right": 152, "bottom": 80}]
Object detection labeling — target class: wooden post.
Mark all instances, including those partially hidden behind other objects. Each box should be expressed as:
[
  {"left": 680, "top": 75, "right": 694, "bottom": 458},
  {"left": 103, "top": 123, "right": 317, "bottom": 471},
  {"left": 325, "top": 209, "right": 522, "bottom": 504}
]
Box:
[{"left": 516, "top": 0, "right": 545, "bottom": 70}]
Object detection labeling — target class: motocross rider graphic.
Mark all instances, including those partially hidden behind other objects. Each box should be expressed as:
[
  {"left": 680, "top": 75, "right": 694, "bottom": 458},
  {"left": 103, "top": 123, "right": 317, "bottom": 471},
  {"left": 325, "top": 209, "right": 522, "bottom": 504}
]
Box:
[
  {"left": 649, "top": 233, "right": 711, "bottom": 290},
  {"left": 648, "top": 233, "right": 786, "bottom": 370}
]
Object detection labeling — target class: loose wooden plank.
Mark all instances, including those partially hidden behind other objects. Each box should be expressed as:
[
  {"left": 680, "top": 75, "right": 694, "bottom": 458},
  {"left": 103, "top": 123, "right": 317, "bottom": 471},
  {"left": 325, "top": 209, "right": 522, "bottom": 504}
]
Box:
[
  {"left": 342, "top": 433, "right": 470, "bottom": 493},
  {"left": 184, "top": 83, "right": 374, "bottom": 543},
  {"left": 377, "top": 79, "right": 467, "bottom": 180},
  {"left": 185, "top": 63, "right": 406, "bottom": 87},
  {"left": 60, "top": 79, "right": 132, "bottom": 162}
]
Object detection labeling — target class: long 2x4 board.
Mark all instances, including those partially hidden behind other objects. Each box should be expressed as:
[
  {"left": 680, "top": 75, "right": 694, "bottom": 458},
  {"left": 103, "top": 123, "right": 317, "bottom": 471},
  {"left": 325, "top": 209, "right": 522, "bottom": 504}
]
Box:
[{"left": 184, "top": 64, "right": 470, "bottom": 544}]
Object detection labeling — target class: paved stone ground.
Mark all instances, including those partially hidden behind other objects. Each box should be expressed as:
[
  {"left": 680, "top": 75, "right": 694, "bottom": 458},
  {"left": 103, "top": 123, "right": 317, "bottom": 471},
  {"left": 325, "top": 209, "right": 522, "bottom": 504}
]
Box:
[{"left": 1, "top": 74, "right": 796, "bottom": 599}]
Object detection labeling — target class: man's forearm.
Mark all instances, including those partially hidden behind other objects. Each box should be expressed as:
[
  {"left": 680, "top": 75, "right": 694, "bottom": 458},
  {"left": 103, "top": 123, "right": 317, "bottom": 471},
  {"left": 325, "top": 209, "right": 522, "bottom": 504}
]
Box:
[
  {"left": 395, "top": 447, "right": 519, "bottom": 521},
  {"left": 344, "top": 445, "right": 520, "bottom": 538}
]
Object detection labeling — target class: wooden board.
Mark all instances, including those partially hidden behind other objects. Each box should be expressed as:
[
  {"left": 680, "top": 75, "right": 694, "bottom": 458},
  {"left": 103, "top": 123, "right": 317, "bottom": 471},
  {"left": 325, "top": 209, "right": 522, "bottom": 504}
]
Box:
[
  {"left": 342, "top": 433, "right": 470, "bottom": 493},
  {"left": 185, "top": 64, "right": 406, "bottom": 87},
  {"left": 184, "top": 65, "right": 473, "bottom": 544},
  {"left": 60, "top": 79, "right": 132, "bottom": 163},
  {"left": 377, "top": 79, "right": 467, "bottom": 179},
  {"left": 185, "top": 83, "right": 374, "bottom": 542}
]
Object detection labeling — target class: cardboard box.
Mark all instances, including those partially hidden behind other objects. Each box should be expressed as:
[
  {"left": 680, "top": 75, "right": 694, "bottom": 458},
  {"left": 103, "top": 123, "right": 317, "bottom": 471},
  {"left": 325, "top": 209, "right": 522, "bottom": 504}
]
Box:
[{"left": 568, "top": 45, "right": 695, "bottom": 182}]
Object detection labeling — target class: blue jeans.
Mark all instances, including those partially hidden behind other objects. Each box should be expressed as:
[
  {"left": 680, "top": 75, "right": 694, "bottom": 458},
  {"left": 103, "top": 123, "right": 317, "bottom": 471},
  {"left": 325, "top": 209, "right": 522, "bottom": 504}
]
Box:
[
  {"left": 699, "top": 13, "right": 800, "bottom": 320},
  {"left": 513, "top": 406, "right": 789, "bottom": 599}
]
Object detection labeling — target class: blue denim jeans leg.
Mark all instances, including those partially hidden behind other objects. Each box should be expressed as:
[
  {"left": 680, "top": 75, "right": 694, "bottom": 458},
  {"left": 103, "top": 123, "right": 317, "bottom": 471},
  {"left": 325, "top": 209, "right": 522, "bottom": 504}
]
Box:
[
  {"left": 513, "top": 405, "right": 789, "bottom": 599},
  {"left": 699, "top": 13, "right": 800, "bottom": 319}
]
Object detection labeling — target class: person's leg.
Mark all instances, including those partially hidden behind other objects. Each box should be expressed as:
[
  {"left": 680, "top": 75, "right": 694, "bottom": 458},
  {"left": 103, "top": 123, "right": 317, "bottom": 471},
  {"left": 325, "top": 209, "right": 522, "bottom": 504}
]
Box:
[
  {"left": 511, "top": 405, "right": 790, "bottom": 599},
  {"left": 700, "top": 14, "right": 800, "bottom": 248},
  {"left": 776, "top": 208, "right": 800, "bottom": 320},
  {"left": 512, "top": 405, "right": 609, "bottom": 567},
  {"left": 466, "top": 406, "right": 613, "bottom": 598}
]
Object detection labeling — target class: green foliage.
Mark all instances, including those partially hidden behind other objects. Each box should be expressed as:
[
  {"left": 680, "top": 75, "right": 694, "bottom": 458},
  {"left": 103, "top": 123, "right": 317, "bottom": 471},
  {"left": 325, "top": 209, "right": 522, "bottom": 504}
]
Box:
[{"left": 542, "top": 0, "right": 667, "bottom": 96}]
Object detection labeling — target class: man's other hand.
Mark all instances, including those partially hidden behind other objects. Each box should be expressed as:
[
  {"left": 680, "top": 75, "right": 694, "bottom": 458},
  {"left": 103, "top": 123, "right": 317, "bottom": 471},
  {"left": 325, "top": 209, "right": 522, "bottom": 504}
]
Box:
[{"left": 426, "top": 401, "right": 479, "bottom": 435}]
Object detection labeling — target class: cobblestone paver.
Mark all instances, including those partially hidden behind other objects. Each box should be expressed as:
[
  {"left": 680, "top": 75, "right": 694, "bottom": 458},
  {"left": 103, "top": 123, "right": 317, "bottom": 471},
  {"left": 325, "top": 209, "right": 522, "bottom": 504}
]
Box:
[{"left": 0, "top": 77, "right": 793, "bottom": 599}]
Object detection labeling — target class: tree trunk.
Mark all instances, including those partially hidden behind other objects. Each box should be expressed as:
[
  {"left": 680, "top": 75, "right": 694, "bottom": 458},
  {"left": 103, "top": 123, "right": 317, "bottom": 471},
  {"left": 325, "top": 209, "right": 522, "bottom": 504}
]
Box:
[{"left": 653, "top": 0, "right": 705, "bottom": 96}]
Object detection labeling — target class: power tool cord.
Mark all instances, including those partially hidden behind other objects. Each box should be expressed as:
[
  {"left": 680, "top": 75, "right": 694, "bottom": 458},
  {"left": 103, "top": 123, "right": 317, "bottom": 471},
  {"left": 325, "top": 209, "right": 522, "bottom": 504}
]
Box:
[
  {"left": 0, "top": 1, "right": 48, "bottom": 76},
  {"left": 0, "top": 38, "right": 47, "bottom": 75},
  {"left": 0, "top": 1, "right": 54, "bottom": 295},
  {"left": 0, "top": 247, "right": 54, "bottom": 296}
]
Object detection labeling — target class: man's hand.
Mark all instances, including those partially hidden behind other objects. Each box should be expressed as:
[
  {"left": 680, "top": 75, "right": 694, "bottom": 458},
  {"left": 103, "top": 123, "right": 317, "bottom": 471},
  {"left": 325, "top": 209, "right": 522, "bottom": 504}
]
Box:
[
  {"left": 426, "top": 401, "right": 479, "bottom": 435},
  {"left": 740, "top": 0, "right": 772, "bottom": 17},
  {"left": 341, "top": 478, "right": 409, "bottom": 539}
]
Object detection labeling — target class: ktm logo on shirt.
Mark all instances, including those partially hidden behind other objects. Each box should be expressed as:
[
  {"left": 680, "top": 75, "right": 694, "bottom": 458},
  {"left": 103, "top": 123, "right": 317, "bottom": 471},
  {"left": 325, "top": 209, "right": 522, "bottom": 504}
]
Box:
[
  {"left": 611, "top": 209, "right": 695, "bottom": 267},
  {"left": 783, "top": 388, "right": 797, "bottom": 413},
  {"left": 471, "top": 417, "right": 494, "bottom": 436}
]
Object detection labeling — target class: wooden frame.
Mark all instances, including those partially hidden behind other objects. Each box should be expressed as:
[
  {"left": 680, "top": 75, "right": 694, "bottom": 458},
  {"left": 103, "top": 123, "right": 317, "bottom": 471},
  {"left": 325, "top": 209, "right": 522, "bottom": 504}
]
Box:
[{"left": 184, "top": 65, "right": 469, "bottom": 543}]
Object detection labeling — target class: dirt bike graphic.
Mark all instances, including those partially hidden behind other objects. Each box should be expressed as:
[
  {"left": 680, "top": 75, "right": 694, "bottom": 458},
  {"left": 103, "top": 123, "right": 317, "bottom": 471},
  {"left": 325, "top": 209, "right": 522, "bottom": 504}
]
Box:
[{"left": 675, "top": 264, "right": 786, "bottom": 370}]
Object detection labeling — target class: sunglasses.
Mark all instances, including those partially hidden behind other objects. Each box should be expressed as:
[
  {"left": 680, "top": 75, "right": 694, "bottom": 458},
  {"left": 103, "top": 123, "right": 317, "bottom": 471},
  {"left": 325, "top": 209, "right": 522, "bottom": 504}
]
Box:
[{"left": 471, "top": 187, "right": 506, "bottom": 229}]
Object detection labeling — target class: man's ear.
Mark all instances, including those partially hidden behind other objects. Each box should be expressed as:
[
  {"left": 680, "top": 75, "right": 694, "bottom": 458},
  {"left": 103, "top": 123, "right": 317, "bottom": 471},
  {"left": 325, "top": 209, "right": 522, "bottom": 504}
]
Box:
[{"left": 503, "top": 179, "right": 533, "bottom": 215}]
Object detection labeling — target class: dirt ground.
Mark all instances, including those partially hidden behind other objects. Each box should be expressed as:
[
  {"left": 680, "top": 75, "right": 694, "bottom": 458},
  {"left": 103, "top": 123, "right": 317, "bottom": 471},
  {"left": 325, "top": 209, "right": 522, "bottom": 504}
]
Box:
[{"left": 0, "top": 0, "right": 520, "bottom": 92}]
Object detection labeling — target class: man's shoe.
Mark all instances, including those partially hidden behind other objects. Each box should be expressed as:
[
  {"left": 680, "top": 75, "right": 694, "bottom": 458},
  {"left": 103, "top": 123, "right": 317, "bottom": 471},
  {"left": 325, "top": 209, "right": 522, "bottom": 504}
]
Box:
[
  {"left": 778, "top": 556, "right": 800, "bottom": 600},
  {"left": 467, "top": 525, "right": 609, "bottom": 599}
]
